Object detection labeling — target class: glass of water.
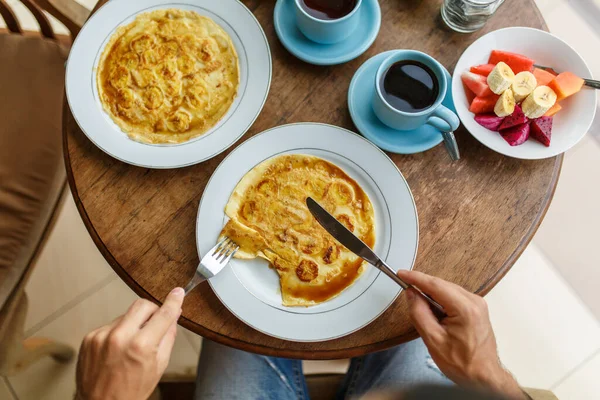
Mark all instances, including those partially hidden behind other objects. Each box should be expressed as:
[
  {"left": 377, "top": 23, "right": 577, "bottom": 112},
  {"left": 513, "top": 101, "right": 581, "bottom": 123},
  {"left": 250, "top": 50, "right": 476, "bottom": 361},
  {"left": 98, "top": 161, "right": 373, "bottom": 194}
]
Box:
[{"left": 441, "top": 0, "right": 505, "bottom": 33}]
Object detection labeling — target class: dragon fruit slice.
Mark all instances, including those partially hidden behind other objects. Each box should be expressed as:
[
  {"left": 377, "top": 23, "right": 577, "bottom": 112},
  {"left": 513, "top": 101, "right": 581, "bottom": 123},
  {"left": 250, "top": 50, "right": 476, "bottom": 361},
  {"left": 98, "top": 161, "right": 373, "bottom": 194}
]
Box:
[
  {"left": 474, "top": 113, "right": 504, "bottom": 131},
  {"left": 498, "top": 105, "right": 528, "bottom": 131},
  {"left": 500, "top": 122, "right": 530, "bottom": 146},
  {"left": 530, "top": 116, "right": 553, "bottom": 147}
]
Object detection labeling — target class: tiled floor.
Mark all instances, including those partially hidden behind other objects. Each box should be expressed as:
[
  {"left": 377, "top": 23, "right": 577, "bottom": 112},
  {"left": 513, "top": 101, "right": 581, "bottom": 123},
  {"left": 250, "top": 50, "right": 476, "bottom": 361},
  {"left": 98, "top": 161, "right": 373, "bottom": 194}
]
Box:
[
  {"left": 534, "top": 136, "right": 600, "bottom": 321},
  {"left": 2, "top": 0, "right": 600, "bottom": 399},
  {"left": 555, "top": 350, "right": 600, "bottom": 400},
  {"left": 486, "top": 244, "right": 600, "bottom": 390},
  {"left": 22, "top": 193, "right": 115, "bottom": 335}
]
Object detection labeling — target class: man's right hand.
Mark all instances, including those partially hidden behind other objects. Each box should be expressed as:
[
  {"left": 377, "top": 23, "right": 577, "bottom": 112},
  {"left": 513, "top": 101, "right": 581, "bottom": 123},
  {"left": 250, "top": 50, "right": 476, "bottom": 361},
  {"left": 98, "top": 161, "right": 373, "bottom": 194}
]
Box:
[{"left": 397, "top": 270, "right": 526, "bottom": 400}]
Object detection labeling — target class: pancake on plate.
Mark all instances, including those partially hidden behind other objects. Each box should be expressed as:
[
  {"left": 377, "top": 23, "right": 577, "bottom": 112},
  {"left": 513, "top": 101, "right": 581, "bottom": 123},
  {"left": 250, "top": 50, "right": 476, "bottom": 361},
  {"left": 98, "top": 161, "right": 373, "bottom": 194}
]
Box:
[
  {"left": 219, "top": 154, "right": 375, "bottom": 307},
  {"left": 97, "top": 9, "right": 239, "bottom": 144}
]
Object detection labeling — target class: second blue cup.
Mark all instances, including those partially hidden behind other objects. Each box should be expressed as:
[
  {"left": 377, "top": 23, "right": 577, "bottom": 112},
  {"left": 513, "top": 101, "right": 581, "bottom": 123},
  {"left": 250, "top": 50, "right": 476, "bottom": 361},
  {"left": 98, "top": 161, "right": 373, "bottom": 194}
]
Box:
[
  {"left": 372, "top": 50, "right": 460, "bottom": 133},
  {"left": 294, "top": 0, "right": 362, "bottom": 44}
]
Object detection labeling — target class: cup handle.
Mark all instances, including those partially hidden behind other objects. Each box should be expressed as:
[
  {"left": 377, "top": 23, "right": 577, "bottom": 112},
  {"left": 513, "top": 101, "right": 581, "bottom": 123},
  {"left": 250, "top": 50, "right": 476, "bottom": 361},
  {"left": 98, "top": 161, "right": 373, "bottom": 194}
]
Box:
[
  {"left": 426, "top": 106, "right": 461, "bottom": 161},
  {"left": 426, "top": 105, "right": 460, "bottom": 132}
]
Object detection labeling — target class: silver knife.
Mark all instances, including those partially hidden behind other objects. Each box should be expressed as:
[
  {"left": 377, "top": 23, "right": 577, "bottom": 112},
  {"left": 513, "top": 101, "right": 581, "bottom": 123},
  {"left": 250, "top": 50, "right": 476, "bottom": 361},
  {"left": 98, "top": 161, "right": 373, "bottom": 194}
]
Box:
[{"left": 306, "top": 197, "right": 446, "bottom": 318}]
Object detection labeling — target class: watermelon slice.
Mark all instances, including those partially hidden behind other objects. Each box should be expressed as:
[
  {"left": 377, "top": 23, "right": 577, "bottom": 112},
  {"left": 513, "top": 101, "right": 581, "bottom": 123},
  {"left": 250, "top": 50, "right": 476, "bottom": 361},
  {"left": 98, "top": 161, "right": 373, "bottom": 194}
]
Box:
[
  {"left": 533, "top": 68, "right": 556, "bottom": 86},
  {"left": 469, "top": 95, "right": 500, "bottom": 114},
  {"left": 463, "top": 81, "right": 476, "bottom": 104},
  {"left": 488, "top": 50, "right": 534, "bottom": 73},
  {"left": 474, "top": 114, "right": 504, "bottom": 131},
  {"left": 500, "top": 123, "right": 530, "bottom": 146},
  {"left": 548, "top": 72, "right": 585, "bottom": 101},
  {"left": 498, "top": 105, "right": 528, "bottom": 130},
  {"left": 470, "top": 64, "right": 495, "bottom": 77},
  {"left": 530, "top": 116, "right": 553, "bottom": 147},
  {"left": 461, "top": 71, "right": 494, "bottom": 97}
]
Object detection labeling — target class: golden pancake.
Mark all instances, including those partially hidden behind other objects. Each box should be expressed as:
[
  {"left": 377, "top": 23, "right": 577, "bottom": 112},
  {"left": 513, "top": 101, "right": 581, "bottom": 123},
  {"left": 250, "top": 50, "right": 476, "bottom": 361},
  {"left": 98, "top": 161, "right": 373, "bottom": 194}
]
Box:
[
  {"left": 220, "top": 154, "right": 375, "bottom": 307},
  {"left": 97, "top": 9, "right": 239, "bottom": 144}
]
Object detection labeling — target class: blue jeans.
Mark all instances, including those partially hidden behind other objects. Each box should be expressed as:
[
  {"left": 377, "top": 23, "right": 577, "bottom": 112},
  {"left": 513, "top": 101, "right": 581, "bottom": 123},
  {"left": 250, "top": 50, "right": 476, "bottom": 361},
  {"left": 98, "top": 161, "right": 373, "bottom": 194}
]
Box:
[{"left": 195, "top": 339, "right": 450, "bottom": 399}]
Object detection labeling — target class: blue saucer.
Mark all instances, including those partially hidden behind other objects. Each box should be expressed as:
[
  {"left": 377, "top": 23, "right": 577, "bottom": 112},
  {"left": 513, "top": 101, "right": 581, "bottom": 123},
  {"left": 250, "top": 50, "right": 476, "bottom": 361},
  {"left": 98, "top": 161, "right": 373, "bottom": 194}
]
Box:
[
  {"left": 348, "top": 51, "right": 458, "bottom": 154},
  {"left": 273, "top": 0, "right": 381, "bottom": 66}
]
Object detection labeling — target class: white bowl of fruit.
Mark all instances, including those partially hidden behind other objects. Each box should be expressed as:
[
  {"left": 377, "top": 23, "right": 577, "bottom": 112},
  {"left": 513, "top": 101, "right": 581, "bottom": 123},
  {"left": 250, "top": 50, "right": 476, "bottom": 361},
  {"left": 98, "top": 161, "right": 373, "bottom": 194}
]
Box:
[{"left": 452, "top": 27, "right": 597, "bottom": 159}]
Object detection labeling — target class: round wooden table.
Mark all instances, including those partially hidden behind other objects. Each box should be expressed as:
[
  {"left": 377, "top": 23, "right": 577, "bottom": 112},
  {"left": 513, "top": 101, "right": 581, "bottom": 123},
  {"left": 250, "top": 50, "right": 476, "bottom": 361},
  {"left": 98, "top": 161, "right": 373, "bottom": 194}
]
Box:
[{"left": 64, "top": 0, "right": 559, "bottom": 359}]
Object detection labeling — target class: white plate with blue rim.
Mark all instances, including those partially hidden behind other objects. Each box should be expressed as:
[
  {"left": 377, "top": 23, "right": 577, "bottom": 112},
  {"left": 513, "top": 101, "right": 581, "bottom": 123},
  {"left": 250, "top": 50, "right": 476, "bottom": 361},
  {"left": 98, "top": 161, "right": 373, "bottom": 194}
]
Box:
[
  {"left": 274, "top": 0, "right": 381, "bottom": 66},
  {"left": 348, "top": 50, "right": 457, "bottom": 154},
  {"left": 196, "top": 123, "right": 418, "bottom": 341},
  {"left": 66, "top": 0, "right": 271, "bottom": 169}
]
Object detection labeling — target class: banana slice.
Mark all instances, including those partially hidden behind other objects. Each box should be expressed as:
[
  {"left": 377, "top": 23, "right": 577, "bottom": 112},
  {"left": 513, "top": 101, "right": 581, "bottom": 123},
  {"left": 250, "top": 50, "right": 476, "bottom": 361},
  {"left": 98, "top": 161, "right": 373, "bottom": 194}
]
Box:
[
  {"left": 521, "top": 86, "right": 557, "bottom": 119},
  {"left": 487, "top": 62, "right": 515, "bottom": 94},
  {"left": 512, "top": 71, "right": 537, "bottom": 102},
  {"left": 329, "top": 181, "right": 354, "bottom": 205},
  {"left": 494, "top": 88, "right": 516, "bottom": 117}
]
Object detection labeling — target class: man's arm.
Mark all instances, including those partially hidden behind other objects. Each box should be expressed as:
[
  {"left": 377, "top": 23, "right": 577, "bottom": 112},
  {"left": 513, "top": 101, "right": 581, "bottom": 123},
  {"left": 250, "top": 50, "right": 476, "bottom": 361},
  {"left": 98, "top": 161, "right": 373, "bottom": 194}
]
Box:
[{"left": 397, "top": 270, "right": 527, "bottom": 400}]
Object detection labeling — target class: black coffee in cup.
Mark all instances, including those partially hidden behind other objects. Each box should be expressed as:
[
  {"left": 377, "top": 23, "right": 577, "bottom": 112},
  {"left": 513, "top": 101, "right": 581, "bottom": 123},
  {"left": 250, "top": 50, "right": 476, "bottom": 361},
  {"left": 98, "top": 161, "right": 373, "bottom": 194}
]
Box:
[
  {"left": 300, "top": 0, "right": 358, "bottom": 20},
  {"left": 381, "top": 60, "right": 439, "bottom": 113}
]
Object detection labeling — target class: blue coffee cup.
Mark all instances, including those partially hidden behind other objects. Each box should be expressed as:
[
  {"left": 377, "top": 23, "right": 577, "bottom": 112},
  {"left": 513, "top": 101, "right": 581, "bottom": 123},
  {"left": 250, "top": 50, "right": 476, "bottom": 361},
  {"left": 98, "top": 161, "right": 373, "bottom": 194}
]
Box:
[
  {"left": 294, "top": 0, "right": 362, "bottom": 44},
  {"left": 372, "top": 50, "right": 460, "bottom": 133}
]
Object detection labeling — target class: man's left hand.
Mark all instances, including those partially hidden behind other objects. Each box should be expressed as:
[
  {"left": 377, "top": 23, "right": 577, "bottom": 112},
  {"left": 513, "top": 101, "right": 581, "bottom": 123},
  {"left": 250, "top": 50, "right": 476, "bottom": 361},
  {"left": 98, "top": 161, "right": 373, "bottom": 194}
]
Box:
[{"left": 75, "top": 287, "right": 184, "bottom": 400}]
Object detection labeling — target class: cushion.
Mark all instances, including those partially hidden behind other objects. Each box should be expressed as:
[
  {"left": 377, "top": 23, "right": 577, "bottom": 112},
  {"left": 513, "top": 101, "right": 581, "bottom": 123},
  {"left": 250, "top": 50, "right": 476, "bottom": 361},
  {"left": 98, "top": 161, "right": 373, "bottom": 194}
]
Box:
[{"left": 0, "top": 34, "right": 68, "bottom": 311}]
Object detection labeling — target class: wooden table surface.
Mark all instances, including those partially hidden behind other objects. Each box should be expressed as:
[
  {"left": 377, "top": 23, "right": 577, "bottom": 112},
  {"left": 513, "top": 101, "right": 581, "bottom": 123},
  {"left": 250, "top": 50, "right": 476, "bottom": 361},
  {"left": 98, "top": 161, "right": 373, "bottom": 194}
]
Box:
[{"left": 63, "top": 0, "right": 559, "bottom": 359}]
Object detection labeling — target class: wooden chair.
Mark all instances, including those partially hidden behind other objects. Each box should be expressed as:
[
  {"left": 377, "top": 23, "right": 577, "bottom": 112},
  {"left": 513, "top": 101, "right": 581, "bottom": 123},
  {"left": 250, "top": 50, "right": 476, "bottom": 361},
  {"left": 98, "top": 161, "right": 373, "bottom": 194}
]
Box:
[
  {"left": 0, "top": 0, "right": 89, "bottom": 41},
  {"left": 0, "top": 0, "right": 90, "bottom": 376}
]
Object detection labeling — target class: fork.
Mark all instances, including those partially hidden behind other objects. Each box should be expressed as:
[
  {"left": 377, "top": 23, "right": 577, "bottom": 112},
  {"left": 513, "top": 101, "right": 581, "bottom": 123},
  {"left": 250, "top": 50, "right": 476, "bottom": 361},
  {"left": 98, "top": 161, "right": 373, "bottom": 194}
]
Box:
[
  {"left": 534, "top": 64, "right": 600, "bottom": 89},
  {"left": 184, "top": 237, "right": 240, "bottom": 296}
]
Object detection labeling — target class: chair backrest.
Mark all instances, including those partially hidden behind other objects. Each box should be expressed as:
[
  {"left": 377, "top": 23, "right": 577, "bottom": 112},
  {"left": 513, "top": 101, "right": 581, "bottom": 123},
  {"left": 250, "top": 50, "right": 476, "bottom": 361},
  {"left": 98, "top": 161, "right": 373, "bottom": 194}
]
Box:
[
  {"left": 0, "top": 0, "right": 90, "bottom": 40},
  {"left": 0, "top": 0, "right": 84, "bottom": 317},
  {"left": 0, "top": 0, "right": 56, "bottom": 38}
]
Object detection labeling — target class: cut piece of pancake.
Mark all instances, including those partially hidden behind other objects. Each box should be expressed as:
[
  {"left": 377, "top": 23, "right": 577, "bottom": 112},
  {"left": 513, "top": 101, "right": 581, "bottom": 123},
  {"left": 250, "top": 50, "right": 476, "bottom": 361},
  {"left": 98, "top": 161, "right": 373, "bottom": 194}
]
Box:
[
  {"left": 220, "top": 154, "right": 375, "bottom": 307},
  {"left": 97, "top": 9, "right": 239, "bottom": 144}
]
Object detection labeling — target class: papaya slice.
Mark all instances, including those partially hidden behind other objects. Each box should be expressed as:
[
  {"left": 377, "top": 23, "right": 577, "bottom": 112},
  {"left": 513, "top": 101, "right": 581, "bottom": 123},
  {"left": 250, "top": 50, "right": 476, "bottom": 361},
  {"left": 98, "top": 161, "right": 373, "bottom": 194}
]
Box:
[
  {"left": 547, "top": 72, "right": 584, "bottom": 101},
  {"left": 532, "top": 68, "right": 556, "bottom": 86},
  {"left": 543, "top": 103, "right": 562, "bottom": 117}
]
